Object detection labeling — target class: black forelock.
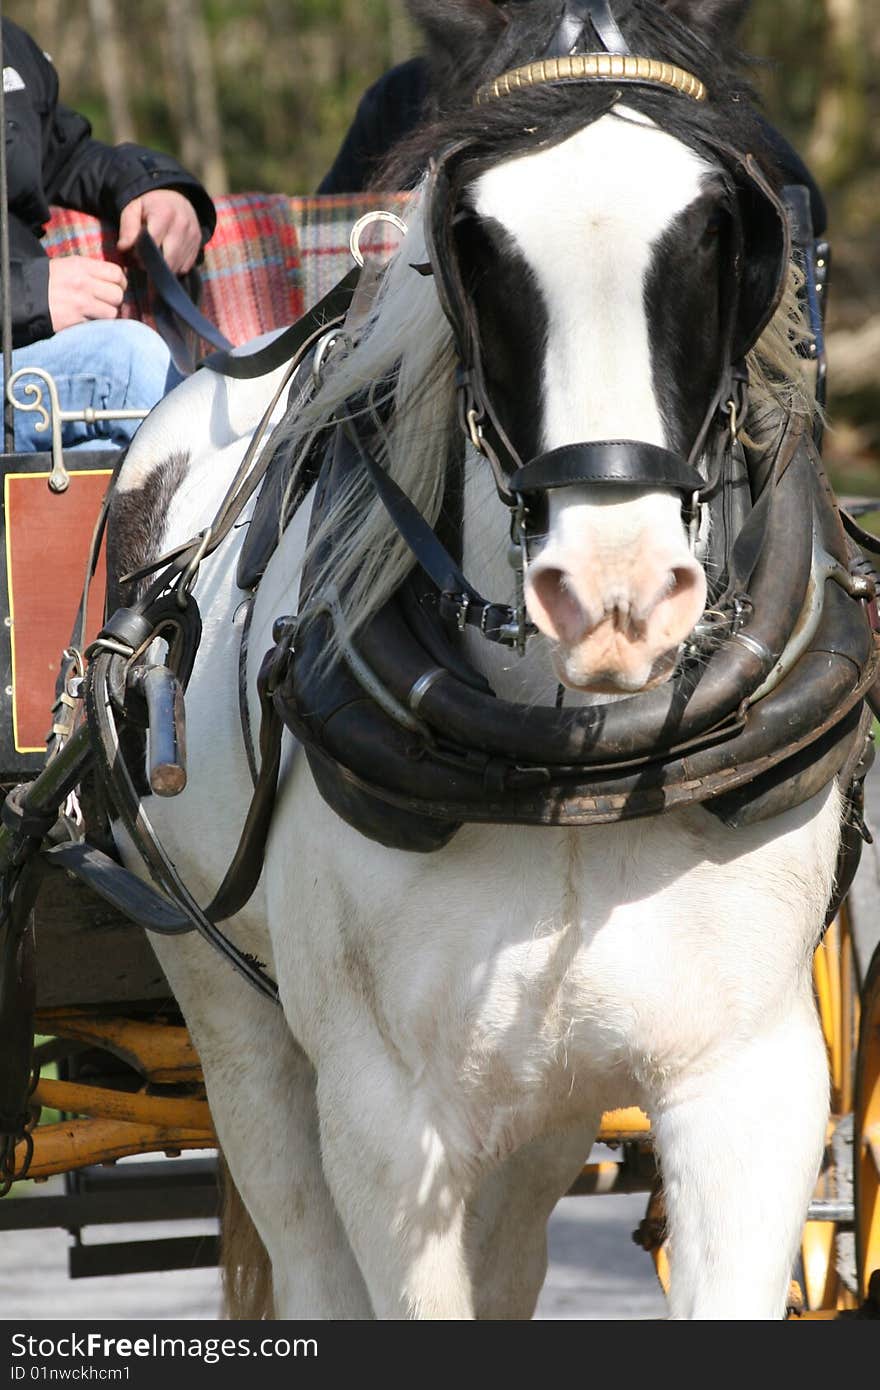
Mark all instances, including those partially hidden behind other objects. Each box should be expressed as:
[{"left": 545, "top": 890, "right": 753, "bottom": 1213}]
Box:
[{"left": 386, "top": 0, "right": 781, "bottom": 198}]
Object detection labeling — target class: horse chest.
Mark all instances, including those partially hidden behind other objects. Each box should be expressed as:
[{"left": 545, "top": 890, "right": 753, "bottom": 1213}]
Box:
[{"left": 283, "top": 796, "right": 837, "bottom": 1146}]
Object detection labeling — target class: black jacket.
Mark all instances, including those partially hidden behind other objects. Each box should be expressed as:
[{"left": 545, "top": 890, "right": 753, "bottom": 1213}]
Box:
[
  {"left": 3, "top": 18, "right": 216, "bottom": 346},
  {"left": 318, "top": 56, "right": 827, "bottom": 238},
  {"left": 317, "top": 58, "right": 428, "bottom": 196}
]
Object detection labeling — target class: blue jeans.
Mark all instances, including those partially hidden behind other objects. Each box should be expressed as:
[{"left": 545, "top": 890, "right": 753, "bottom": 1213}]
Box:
[{"left": 10, "top": 319, "right": 184, "bottom": 453}]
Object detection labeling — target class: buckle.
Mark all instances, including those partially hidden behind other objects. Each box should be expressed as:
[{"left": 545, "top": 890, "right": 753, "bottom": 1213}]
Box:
[
  {"left": 466, "top": 407, "right": 484, "bottom": 454},
  {"left": 456, "top": 593, "right": 471, "bottom": 632}
]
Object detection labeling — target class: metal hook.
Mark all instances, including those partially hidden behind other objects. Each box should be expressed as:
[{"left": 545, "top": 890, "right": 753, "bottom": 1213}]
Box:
[
  {"left": 176, "top": 527, "right": 213, "bottom": 609},
  {"left": 725, "top": 397, "right": 739, "bottom": 442},
  {"left": 466, "top": 407, "right": 484, "bottom": 454},
  {"left": 349, "top": 211, "right": 408, "bottom": 268}
]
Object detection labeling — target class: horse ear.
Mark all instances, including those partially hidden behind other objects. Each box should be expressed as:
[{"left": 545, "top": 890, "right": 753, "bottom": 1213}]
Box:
[
  {"left": 406, "top": 0, "right": 509, "bottom": 70},
  {"left": 659, "top": 0, "right": 752, "bottom": 41}
]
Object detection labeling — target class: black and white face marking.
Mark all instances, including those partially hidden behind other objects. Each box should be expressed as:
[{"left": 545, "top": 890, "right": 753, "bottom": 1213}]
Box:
[
  {"left": 468, "top": 108, "right": 722, "bottom": 460},
  {"left": 463, "top": 110, "right": 719, "bottom": 693},
  {"left": 455, "top": 208, "right": 549, "bottom": 465},
  {"left": 644, "top": 179, "right": 730, "bottom": 456}
]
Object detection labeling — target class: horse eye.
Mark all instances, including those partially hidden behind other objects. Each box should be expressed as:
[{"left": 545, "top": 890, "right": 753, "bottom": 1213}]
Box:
[{"left": 701, "top": 210, "right": 723, "bottom": 242}]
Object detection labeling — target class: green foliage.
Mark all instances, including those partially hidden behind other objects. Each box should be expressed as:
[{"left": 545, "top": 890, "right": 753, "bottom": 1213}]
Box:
[{"left": 8, "top": 0, "right": 417, "bottom": 192}]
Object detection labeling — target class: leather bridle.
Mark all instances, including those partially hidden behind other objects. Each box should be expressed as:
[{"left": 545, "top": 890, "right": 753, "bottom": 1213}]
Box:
[{"left": 353, "top": 4, "right": 790, "bottom": 654}]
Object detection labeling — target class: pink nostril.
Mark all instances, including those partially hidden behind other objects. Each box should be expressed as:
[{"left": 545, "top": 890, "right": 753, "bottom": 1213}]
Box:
[
  {"left": 655, "top": 564, "right": 705, "bottom": 637},
  {"left": 670, "top": 565, "right": 700, "bottom": 599},
  {"left": 527, "top": 566, "right": 589, "bottom": 644}
]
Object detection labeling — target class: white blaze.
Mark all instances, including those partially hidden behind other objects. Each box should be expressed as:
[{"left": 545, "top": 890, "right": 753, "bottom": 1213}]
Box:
[{"left": 472, "top": 109, "right": 715, "bottom": 450}]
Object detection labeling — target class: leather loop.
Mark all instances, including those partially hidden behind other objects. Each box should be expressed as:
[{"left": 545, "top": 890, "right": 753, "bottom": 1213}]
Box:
[
  {"left": 544, "top": 1, "right": 630, "bottom": 59},
  {"left": 509, "top": 441, "right": 704, "bottom": 497}
]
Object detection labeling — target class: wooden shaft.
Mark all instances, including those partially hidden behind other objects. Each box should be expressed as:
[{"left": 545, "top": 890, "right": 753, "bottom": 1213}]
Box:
[
  {"left": 18, "top": 1119, "right": 214, "bottom": 1180},
  {"left": 33, "top": 1077, "right": 213, "bottom": 1131},
  {"left": 597, "top": 1107, "right": 651, "bottom": 1141},
  {"left": 34, "top": 1010, "right": 203, "bottom": 1085}
]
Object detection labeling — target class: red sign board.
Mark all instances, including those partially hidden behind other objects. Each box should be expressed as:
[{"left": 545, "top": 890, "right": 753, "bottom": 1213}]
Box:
[{"left": 5, "top": 469, "right": 110, "bottom": 752}]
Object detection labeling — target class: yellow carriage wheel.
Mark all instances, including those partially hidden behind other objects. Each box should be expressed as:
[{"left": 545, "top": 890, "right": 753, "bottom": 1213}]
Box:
[
  {"left": 855, "top": 939, "right": 880, "bottom": 1305},
  {"left": 798, "top": 903, "right": 861, "bottom": 1313}
]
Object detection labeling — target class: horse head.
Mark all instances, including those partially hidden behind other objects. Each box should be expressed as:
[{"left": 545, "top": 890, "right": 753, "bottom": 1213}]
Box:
[
  {"left": 403, "top": 0, "right": 791, "bottom": 695},
  {"left": 298, "top": 0, "right": 800, "bottom": 707}
]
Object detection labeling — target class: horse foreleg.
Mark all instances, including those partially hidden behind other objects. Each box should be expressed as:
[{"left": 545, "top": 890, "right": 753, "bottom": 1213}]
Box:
[
  {"left": 151, "top": 937, "right": 371, "bottom": 1319},
  {"left": 651, "top": 997, "right": 828, "bottom": 1319},
  {"left": 466, "top": 1117, "right": 600, "bottom": 1319},
  {"left": 315, "top": 1049, "right": 477, "bottom": 1319}
]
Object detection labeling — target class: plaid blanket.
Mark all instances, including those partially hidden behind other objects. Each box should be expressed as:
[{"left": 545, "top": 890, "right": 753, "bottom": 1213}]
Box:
[{"left": 45, "top": 190, "right": 411, "bottom": 347}]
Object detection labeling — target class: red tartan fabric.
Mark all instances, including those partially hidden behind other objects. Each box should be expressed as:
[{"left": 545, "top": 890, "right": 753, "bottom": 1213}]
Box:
[
  {"left": 195, "top": 193, "right": 303, "bottom": 339},
  {"left": 44, "top": 190, "right": 412, "bottom": 347},
  {"left": 45, "top": 193, "right": 302, "bottom": 346}
]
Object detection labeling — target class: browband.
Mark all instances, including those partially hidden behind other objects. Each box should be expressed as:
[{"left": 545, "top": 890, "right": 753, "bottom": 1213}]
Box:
[{"left": 475, "top": 53, "right": 707, "bottom": 106}]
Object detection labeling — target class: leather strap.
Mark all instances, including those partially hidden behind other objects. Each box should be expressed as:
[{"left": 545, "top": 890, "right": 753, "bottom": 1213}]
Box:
[
  {"left": 136, "top": 230, "right": 233, "bottom": 355},
  {"left": 200, "top": 268, "right": 360, "bottom": 380},
  {"left": 84, "top": 649, "right": 281, "bottom": 1003},
  {"left": 341, "top": 415, "right": 532, "bottom": 645},
  {"left": 841, "top": 507, "right": 880, "bottom": 558},
  {"left": 41, "top": 841, "right": 191, "bottom": 934},
  {"left": 509, "top": 440, "right": 704, "bottom": 497},
  {"left": 544, "top": 0, "right": 630, "bottom": 58}
]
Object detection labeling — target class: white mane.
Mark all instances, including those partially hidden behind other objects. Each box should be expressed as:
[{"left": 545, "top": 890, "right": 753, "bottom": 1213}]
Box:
[{"left": 280, "top": 182, "right": 456, "bottom": 645}]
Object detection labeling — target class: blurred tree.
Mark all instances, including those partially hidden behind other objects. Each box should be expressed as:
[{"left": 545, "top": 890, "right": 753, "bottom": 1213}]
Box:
[
  {"left": 745, "top": 1, "right": 879, "bottom": 476},
  {"left": 86, "top": 0, "right": 135, "bottom": 143},
  {"left": 164, "top": 0, "right": 228, "bottom": 193}
]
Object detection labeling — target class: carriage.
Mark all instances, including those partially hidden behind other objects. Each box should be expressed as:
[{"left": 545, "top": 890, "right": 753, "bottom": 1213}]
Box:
[{"left": 2, "top": 0, "right": 880, "bottom": 1321}]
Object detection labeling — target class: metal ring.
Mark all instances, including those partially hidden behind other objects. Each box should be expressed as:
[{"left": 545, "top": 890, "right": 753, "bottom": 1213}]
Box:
[
  {"left": 349, "top": 211, "right": 408, "bottom": 267},
  {"left": 311, "top": 329, "right": 350, "bottom": 389},
  {"left": 731, "top": 631, "right": 773, "bottom": 664},
  {"left": 408, "top": 667, "right": 447, "bottom": 714}
]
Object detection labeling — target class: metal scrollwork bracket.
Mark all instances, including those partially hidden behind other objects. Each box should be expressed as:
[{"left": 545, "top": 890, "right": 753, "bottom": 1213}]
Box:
[{"left": 6, "top": 367, "right": 149, "bottom": 493}]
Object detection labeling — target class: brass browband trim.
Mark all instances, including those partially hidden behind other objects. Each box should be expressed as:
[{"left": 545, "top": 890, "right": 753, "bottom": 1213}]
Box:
[{"left": 475, "top": 54, "right": 707, "bottom": 106}]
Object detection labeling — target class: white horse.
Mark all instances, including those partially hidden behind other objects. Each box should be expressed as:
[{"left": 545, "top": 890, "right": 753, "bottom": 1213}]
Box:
[{"left": 108, "top": 0, "right": 837, "bottom": 1318}]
